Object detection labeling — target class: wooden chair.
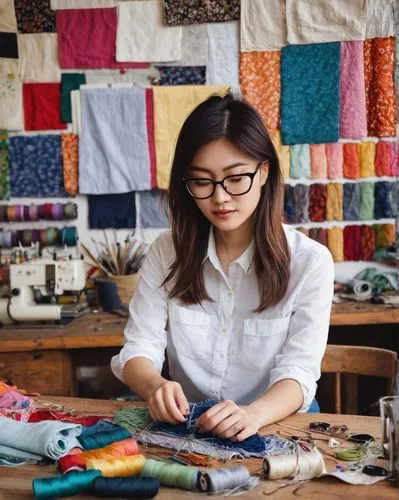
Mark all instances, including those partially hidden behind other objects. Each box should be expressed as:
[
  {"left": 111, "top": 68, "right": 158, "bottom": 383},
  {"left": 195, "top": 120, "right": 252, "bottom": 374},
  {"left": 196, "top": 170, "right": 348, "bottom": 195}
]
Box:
[{"left": 321, "top": 344, "right": 398, "bottom": 414}]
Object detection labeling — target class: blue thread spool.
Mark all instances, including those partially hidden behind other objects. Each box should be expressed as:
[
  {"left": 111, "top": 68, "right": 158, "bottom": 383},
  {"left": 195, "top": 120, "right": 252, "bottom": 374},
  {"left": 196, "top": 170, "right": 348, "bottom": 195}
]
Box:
[
  {"left": 78, "top": 427, "right": 131, "bottom": 451},
  {"left": 92, "top": 477, "right": 159, "bottom": 498},
  {"left": 199, "top": 465, "right": 251, "bottom": 493},
  {"left": 32, "top": 470, "right": 101, "bottom": 499}
]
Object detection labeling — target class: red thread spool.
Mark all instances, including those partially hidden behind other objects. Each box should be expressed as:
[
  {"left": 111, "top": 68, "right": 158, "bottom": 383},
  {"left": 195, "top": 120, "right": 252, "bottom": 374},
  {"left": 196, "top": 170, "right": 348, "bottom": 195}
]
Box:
[{"left": 44, "top": 203, "right": 53, "bottom": 220}]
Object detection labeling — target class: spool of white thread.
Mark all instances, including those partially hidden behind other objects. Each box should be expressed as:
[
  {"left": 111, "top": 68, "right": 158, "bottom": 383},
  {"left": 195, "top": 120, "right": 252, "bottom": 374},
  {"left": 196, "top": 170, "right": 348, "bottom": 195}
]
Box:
[{"left": 263, "top": 449, "right": 325, "bottom": 481}]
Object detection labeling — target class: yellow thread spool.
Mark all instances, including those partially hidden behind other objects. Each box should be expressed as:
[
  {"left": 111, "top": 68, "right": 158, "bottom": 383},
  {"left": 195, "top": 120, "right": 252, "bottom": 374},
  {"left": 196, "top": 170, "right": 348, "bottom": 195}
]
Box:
[{"left": 86, "top": 454, "right": 145, "bottom": 477}]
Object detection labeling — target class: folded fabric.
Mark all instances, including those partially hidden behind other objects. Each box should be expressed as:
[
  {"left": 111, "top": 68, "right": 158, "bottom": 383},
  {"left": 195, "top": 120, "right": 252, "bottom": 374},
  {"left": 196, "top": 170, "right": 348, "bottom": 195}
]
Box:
[
  {"left": 85, "top": 68, "right": 159, "bottom": 87},
  {"left": 286, "top": 0, "right": 367, "bottom": 44},
  {"left": 207, "top": 22, "right": 239, "bottom": 86},
  {"left": 283, "top": 185, "right": 295, "bottom": 223},
  {"left": 326, "top": 183, "right": 343, "bottom": 221},
  {"left": 240, "top": 0, "right": 286, "bottom": 51},
  {"left": 79, "top": 87, "right": 151, "bottom": 194},
  {"left": 88, "top": 192, "right": 136, "bottom": 229},
  {"left": 163, "top": 25, "right": 207, "bottom": 67},
  {"left": 0, "top": 0, "right": 17, "bottom": 32},
  {"left": 310, "top": 144, "right": 327, "bottom": 178},
  {"left": 309, "top": 184, "right": 327, "bottom": 222},
  {"left": 61, "top": 133, "right": 78, "bottom": 196},
  {"left": 308, "top": 227, "right": 327, "bottom": 247},
  {"left": 163, "top": 0, "right": 240, "bottom": 25},
  {"left": 375, "top": 141, "right": 394, "bottom": 176},
  {"left": 0, "top": 80, "right": 23, "bottom": 130},
  {"left": 61, "top": 73, "right": 86, "bottom": 123},
  {"left": 339, "top": 41, "right": 367, "bottom": 140},
  {"left": 289, "top": 144, "right": 310, "bottom": 178},
  {"left": 366, "top": 0, "right": 395, "bottom": 39},
  {"left": 395, "top": 38, "right": 399, "bottom": 123},
  {"left": 19, "top": 33, "right": 60, "bottom": 82},
  {"left": 343, "top": 183, "right": 360, "bottom": 221},
  {"left": 240, "top": 51, "right": 281, "bottom": 134},
  {"left": 23, "top": 83, "right": 67, "bottom": 131},
  {"left": 292, "top": 184, "right": 309, "bottom": 223},
  {"left": 343, "top": 143, "right": 360, "bottom": 179},
  {"left": 272, "top": 131, "right": 290, "bottom": 179},
  {"left": 327, "top": 227, "right": 343, "bottom": 262},
  {"left": 326, "top": 143, "right": 343, "bottom": 179},
  {"left": 138, "top": 190, "right": 169, "bottom": 228},
  {"left": 0, "top": 32, "right": 18, "bottom": 59},
  {"left": 375, "top": 224, "right": 396, "bottom": 249},
  {"left": 14, "top": 0, "right": 56, "bottom": 33},
  {"left": 51, "top": 0, "right": 116, "bottom": 8},
  {"left": 56, "top": 8, "right": 149, "bottom": 69},
  {"left": 359, "top": 142, "right": 376, "bottom": 178},
  {"left": 0, "top": 130, "right": 10, "bottom": 200},
  {"left": 359, "top": 225, "right": 375, "bottom": 261},
  {"left": 281, "top": 43, "right": 340, "bottom": 145},
  {"left": 344, "top": 225, "right": 361, "bottom": 261},
  {"left": 359, "top": 183, "right": 375, "bottom": 221},
  {"left": 157, "top": 66, "right": 205, "bottom": 86},
  {"left": 374, "top": 182, "right": 393, "bottom": 219}
]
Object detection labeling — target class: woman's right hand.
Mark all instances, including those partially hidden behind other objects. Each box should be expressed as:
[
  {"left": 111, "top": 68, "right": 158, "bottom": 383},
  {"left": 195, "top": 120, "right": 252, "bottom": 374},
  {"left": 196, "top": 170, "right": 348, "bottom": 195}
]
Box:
[{"left": 148, "top": 380, "right": 189, "bottom": 425}]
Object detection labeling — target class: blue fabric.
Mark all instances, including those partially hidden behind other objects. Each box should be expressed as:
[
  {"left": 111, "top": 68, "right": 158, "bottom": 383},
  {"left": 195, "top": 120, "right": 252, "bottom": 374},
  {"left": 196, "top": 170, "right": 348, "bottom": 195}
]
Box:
[
  {"left": 307, "top": 399, "right": 320, "bottom": 413},
  {"left": 281, "top": 42, "right": 340, "bottom": 145},
  {"left": 157, "top": 66, "right": 206, "bottom": 85},
  {"left": 139, "top": 190, "right": 169, "bottom": 228},
  {"left": 88, "top": 192, "right": 136, "bottom": 229},
  {"left": 374, "top": 182, "right": 393, "bottom": 219},
  {"left": 343, "top": 183, "right": 360, "bottom": 221}
]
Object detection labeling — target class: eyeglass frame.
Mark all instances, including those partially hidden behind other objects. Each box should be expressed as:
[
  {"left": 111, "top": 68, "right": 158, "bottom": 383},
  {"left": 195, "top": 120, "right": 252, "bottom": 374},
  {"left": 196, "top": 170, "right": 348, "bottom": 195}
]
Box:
[{"left": 182, "top": 161, "right": 265, "bottom": 200}]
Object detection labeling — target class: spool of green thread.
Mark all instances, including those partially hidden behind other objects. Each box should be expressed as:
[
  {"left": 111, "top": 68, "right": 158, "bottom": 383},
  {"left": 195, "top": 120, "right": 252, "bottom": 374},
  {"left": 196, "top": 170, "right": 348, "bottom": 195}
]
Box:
[{"left": 141, "top": 459, "right": 200, "bottom": 490}]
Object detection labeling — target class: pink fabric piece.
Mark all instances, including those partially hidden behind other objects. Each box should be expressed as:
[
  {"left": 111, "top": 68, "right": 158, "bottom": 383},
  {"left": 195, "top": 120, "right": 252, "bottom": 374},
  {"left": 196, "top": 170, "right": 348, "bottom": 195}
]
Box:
[
  {"left": 0, "top": 389, "right": 34, "bottom": 421},
  {"left": 339, "top": 41, "right": 367, "bottom": 139},
  {"left": 56, "top": 8, "right": 149, "bottom": 69},
  {"left": 326, "top": 142, "right": 343, "bottom": 179},
  {"left": 310, "top": 144, "right": 327, "bottom": 178}
]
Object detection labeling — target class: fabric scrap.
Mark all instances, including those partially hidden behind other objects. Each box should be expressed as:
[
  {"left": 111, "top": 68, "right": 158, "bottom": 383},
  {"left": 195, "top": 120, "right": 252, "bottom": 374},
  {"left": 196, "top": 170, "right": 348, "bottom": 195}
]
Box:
[
  {"left": 19, "top": 33, "right": 60, "bottom": 82},
  {"left": 375, "top": 141, "right": 394, "bottom": 176},
  {"left": 308, "top": 227, "right": 327, "bottom": 247},
  {"left": 344, "top": 225, "right": 361, "bottom": 261},
  {"left": 163, "top": 25, "right": 207, "bottom": 67},
  {"left": 375, "top": 224, "right": 395, "bottom": 248},
  {"left": 326, "top": 143, "right": 343, "bottom": 179},
  {"left": 327, "top": 227, "right": 344, "bottom": 262},
  {"left": 14, "top": 0, "right": 56, "bottom": 33},
  {"left": 374, "top": 181, "right": 393, "bottom": 219},
  {"left": 359, "top": 182, "right": 375, "bottom": 221},
  {"left": 366, "top": 0, "right": 395, "bottom": 39},
  {"left": 309, "top": 183, "right": 327, "bottom": 222},
  {"left": 157, "top": 66, "right": 205, "bottom": 86},
  {"left": 0, "top": 32, "right": 18, "bottom": 59},
  {"left": 0, "top": 57, "right": 19, "bottom": 80},
  {"left": 51, "top": 0, "right": 116, "bottom": 8},
  {"left": 61, "top": 73, "right": 86, "bottom": 123},
  {"left": 292, "top": 184, "right": 309, "bottom": 223},
  {"left": 163, "top": 0, "right": 240, "bottom": 25},
  {"left": 0, "top": 80, "right": 23, "bottom": 130},
  {"left": 310, "top": 144, "right": 327, "bottom": 179},
  {"left": 272, "top": 131, "right": 290, "bottom": 179},
  {"left": 289, "top": 144, "right": 310, "bottom": 179},
  {"left": 138, "top": 190, "right": 169, "bottom": 228},
  {"left": 0, "top": 130, "right": 10, "bottom": 200},
  {"left": 359, "top": 225, "right": 375, "bottom": 261},
  {"left": 0, "top": 0, "right": 17, "bottom": 32},
  {"left": 61, "top": 133, "right": 78, "bottom": 196},
  {"left": 88, "top": 192, "right": 136, "bottom": 229},
  {"left": 206, "top": 22, "right": 239, "bottom": 86},
  {"left": 284, "top": 185, "right": 295, "bottom": 223},
  {"left": 343, "top": 143, "right": 360, "bottom": 179},
  {"left": 23, "top": 83, "right": 67, "bottom": 131},
  {"left": 326, "top": 183, "right": 343, "bottom": 221},
  {"left": 343, "top": 183, "right": 360, "bottom": 221},
  {"left": 359, "top": 142, "right": 376, "bottom": 178}
]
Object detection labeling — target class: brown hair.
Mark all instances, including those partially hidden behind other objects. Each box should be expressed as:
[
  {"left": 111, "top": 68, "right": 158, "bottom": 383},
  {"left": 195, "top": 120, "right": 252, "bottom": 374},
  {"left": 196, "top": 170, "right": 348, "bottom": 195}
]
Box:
[{"left": 165, "top": 94, "right": 290, "bottom": 312}]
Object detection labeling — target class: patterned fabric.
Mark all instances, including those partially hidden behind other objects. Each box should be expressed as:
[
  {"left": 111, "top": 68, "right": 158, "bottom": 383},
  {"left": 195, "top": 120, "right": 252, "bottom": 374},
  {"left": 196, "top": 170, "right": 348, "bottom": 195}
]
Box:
[
  {"left": 9, "top": 135, "right": 66, "bottom": 197},
  {"left": 23, "top": 83, "right": 67, "bottom": 131},
  {"left": 163, "top": 0, "right": 240, "bottom": 25},
  {"left": 0, "top": 130, "right": 10, "bottom": 200},
  {"left": 364, "top": 37, "right": 397, "bottom": 137},
  {"left": 240, "top": 51, "right": 281, "bottom": 134},
  {"left": 14, "top": 0, "right": 55, "bottom": 33},
  {"left": 61, "top": 133, "right": 78, "bottom": 196},
  {"left": 157, "top": 66, "right": 205, "bottom": 86}
]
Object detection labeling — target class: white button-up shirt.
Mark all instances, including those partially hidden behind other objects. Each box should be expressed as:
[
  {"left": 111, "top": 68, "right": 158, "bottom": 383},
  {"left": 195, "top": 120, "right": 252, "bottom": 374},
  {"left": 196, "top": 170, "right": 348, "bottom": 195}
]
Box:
[{"left": 111, "top": 225, "right": 334, "bottom": 411}]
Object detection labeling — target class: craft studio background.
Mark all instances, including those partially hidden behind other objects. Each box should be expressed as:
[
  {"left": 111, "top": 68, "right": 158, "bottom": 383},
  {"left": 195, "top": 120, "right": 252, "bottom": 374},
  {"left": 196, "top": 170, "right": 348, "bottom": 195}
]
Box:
[{"left": 0, "top": 0, "right": 398, "bottom": 498}]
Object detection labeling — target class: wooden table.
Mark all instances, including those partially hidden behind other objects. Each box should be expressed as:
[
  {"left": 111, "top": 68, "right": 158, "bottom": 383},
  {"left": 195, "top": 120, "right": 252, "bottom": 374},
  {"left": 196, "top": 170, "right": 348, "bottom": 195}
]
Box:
[{"left": 0, "top": 396, "right": 396, "bottom": 499}]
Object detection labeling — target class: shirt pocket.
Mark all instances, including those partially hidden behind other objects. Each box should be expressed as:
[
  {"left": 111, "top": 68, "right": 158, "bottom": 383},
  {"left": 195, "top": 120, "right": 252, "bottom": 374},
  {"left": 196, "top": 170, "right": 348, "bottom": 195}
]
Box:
[
  {"left": 169, "top": 304, "right": 212, "bottom": 360},
  {"left": 241, "top": 316, "right": 291, "bottom": 370}
]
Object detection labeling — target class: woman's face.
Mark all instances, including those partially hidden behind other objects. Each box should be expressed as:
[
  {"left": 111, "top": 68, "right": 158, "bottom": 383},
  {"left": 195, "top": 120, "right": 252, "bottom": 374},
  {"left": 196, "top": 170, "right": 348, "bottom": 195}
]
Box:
[{"left": 187, "top": 138, "right": 268, "bottom": 234}]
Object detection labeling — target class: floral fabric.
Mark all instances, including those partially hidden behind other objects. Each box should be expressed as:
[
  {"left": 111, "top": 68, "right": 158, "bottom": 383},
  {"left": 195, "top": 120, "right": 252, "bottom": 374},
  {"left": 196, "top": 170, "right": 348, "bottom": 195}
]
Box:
[
  {"left": 61, "top": 133, "right": 78, "bottom": 196},
  {"left": 157, "top": 66, "right": 205, "bottom": 85},
  {"left": 163, "top": 0, "right": 240, "bottom": 25},
  {"left": 14, "top": 0, "right": 55, "bottom": 33},
  {"left": 0, "top": 130, "right": 10, "bottom": 200}
]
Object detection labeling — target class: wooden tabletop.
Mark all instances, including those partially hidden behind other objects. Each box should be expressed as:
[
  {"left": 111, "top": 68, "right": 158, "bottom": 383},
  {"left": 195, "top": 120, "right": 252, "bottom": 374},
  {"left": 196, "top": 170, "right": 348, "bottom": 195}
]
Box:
[{"left": 0, "top": 396, "right": 396, "bottom": 499}]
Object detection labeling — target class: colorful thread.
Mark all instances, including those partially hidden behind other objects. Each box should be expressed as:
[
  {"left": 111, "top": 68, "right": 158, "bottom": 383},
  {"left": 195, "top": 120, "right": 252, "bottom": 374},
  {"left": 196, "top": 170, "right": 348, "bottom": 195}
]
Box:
[
  {"left": 86, "top": 454, "right": 145, "bottom": 478},
  {"left": 32, "top": 470, "right": 101, "bottom": 500}
]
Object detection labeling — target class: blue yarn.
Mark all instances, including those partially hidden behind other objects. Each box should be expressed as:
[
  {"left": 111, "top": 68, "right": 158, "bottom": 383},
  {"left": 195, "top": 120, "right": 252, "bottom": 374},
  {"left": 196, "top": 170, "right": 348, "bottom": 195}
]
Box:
[{"left": 374, "top": 182, "right": 393, "bottom": 219}]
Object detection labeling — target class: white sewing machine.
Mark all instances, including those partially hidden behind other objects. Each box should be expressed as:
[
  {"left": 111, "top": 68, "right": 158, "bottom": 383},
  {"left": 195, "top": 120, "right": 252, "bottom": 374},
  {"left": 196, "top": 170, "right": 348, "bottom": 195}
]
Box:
[{"left": 0, "top": 258, "right": 87, "bottom": 325}]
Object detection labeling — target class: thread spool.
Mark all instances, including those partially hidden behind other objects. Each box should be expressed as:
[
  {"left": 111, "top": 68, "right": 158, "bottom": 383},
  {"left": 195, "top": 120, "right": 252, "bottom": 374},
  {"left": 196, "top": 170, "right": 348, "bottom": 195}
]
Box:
[
  {"left": 263, "top": 449, "right": 325, "bottom": 481},
  {"left": 21, "top": 229, "right": 32, "bottom": 247},
  {"left": 23, "top": 205, "right": 30, "bottom": 221},
  {"left": 199, "top": 466, "right": 251, "bottom": 494},
  {"left": 58, "top": 226, "right": 77, "bottom": 247},
  {"left": 92, "top": 477, "right": 159, "bottom": 499},
  {"left": 38, "top": 205, "right": 45, "bottom": 219},
  {"left": 0, "top": 205, "right": 7, "bottom": 222},
  {"left": 349, "top": 279, "right": 372, "bottom": 298},
  {"left": 140, "top": 459, "right": 200, "bottom": 491},
  {"left": 29, "top": 204, "right": 38, "bottom": 221},
  {"left": 86, "top": 454, "right": 145, "bottom": 478},
  {"left": 52, "top": 203, "right": 64, "bottom": 221},
  {"left": 78, "top": 428, "right": 132, "bottom": 451},
  {"left": 32, "top": 470, "right": 101, "bottom": 500},
  {"left": 46, "top": 227, "right": 58, "bottom": 246},
  {"left": 64, "top": 202, "right": 78, "bottom": 220}
]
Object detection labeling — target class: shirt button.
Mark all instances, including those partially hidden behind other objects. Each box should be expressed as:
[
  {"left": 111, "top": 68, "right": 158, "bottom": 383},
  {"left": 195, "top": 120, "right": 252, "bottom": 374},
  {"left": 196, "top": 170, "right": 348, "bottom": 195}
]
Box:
[{"left": 222, "top": 328, "right": 226, "bottom": 333}]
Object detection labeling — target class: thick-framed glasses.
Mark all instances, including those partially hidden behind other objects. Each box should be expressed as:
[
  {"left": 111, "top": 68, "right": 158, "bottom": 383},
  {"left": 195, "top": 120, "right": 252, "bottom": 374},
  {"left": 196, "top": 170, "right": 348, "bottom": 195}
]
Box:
[{"left": 183, "top": 162, "right": 263, "bottom": 200}]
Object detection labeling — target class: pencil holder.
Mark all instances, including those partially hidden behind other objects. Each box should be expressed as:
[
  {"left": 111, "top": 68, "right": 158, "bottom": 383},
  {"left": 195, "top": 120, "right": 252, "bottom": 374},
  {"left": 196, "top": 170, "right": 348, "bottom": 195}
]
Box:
[{"left": 108, "top": 273, "right": 140, "bottom": 305}]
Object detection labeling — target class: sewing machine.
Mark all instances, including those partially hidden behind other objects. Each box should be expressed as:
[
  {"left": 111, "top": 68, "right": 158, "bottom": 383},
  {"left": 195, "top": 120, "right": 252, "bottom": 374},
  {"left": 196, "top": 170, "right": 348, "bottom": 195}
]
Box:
[{"left": 0, "top": 257, "right": 87, "bottom": 325}]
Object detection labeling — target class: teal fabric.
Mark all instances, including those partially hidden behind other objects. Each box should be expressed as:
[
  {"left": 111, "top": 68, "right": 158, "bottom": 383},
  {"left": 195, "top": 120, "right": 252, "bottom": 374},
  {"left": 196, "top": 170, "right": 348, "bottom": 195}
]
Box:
[
  {"left": 61, "top": 73, "right": 86, "bottom": 123},
  {"left": 281, "top": 42, "right": 340, "bottom": 145}
]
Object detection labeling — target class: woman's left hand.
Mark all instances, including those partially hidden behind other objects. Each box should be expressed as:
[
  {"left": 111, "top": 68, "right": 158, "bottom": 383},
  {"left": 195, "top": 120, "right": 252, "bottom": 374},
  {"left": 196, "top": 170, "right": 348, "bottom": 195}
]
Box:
[{"left": 195, "top": 400, "right": 261, "bottom": 442}]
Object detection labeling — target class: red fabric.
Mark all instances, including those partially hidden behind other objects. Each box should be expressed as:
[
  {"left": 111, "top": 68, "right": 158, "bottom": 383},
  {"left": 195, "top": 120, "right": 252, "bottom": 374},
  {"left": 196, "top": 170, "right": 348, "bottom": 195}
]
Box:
[
  {"left": 359, "top": 225, "right": 375, "bottom": 261},
  {"left": 56, "top": 8, "right": 149, "bottom": 69},
  {"left": 343, "top": 143, "right": 360, "bottom": 179},
  {"left": 145, "top": 88, "right": 157, "bottom": 189},
  {"left": 23, "top": 83, "right": 67, "bottom": 131},
  {"left": 28, "top": 409, "right": 111, "bottom": 425},
  {"left": 344, "top": 225, "right": 361, "bottom": 261},
  {"left": 375, "top": 141, "right": 394, "bottom": 176}
]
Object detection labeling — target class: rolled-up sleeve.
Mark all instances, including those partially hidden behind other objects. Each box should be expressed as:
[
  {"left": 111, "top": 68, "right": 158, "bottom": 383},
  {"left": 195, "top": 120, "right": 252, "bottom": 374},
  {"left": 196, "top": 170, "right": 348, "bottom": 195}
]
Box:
[
  {"left": 110, "top": 235, "right": 169, "bottom": 383},
  {"left": 267, "top": 246, "right": 334, "bottom": 411}
]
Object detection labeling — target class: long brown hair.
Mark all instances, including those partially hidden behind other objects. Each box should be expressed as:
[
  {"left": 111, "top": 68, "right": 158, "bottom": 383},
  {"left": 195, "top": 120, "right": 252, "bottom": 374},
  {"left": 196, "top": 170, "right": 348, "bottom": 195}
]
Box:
[{"left": 165, "top": 94, "right": 290, "bottom": 312}]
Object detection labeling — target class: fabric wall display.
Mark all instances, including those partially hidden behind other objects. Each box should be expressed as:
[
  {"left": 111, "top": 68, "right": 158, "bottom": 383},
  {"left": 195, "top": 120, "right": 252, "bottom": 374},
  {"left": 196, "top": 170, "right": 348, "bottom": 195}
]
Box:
[
  {"left": 272, "top": 132, "right": 289, "bottom": 179},
  {"left": 0, "top": 130, "right": 10, "bottom": 200},
  {"left": 240, "top": 51, "right": 281, "bottom": 134},
  {"left": 339, "top": 41, "right": 367, "bottom": 140},
  {"left": 9, "top": 135, "right": 66, "bottom": 197},
  {"left": 375, "top": 224, "right": 395, "bottom": 248},
  {"left": 344, "top": 225, "right": 361, "bottom": 261},
  {"left": 138, "top": 190, "right": 168, "bottom": 228},
  {"left": 359, "top": 225, "right": 375, "bottom": 261},
  {"left": 61, "top": 73, "right": 86, "bottom": 123},
  {"left": 88, "top": 192, "right": 136, "bottom": 229},
  {"left": 116, "top": 1, "right": 182, "bottom": 63},
  {"left": 359, "top": 182, "right": 375, "bottom": 221},
  {"left": 285, "top": 0, "right": 367, "bottom": 45},
  {"left": 365, "top": 0, "right": 395, "bottom": 39},
  {"left": 14, "top": 0, "right": 56, "bottom": 33},
  {"left": 374, "top": 181, "right": 393, "bottom": 219},
  {"left": 359, "top": 141, "right": 376, "bottom": 178},
  {"left": 327, "top": 227, "right": 343, "bottom": 262},
  {"left": 308, "top": 227, "right": 327, "bottom": 247},
  {"left": 283, "top": 185, "right": 295, "bottom": 223},
  {"left": 0, "top": 0, "right": 17, "bottom": 32},
  {"left": 0, "top": 80, "right": 23, "bottom": 130},
  {"left": 61, "top": 133, "right": 78, "bottom": 196},
  {"left": 343, "top": 143, "right": 360, "bottom": 179},
  {"left": 56, "top": 8, "right": 149, "bottom": 69},
  {"left": 23, "top": 83, "right": 67, "bottom": 131},
  {"left": 310, "top": 144, "right": 327, "bottom": 179},
  {"left": 0, "top": 32, "right": 18, "bottom": 59},
  {"left": 343, "top": 183, "right": 360, "bottom": 221},
  {"left": 326, "top": 142, "right": 343, "bottom": 179},
  {"left": 326, "top": 183, "right": 343, "bottom": 221},
  {"left": 292, "top": 184, "right": 309, "bottom": 223},
  {"left": 163, "top": 0, "right": 240, "bottom": 26},
  {"left": 19, "top": 33, "right": 60, "bottom": 82},
  {"left": 206, "top": 22, "right": 239, "bottom": 86},
  {"left": 281, "top": 43, "right": 340, "bottom": 145},
  {"left": 309, "top": 183, "right": 327, "bottom": 222},
  {"left": 79, "top": 87, "right": 151, "bottom": 194},
  {"left": 364, "top": 37, "right": 397, "bottom": 137},
  {"left": 51, "top": 0, "right": 116, "bottom": 8},
  {"left": 289, "top": 144, "right": 310, "bottom": 179},
  {"left": 240, "top": 0, "right": 286, "bottom": 52},
  {"left": 375, "top": 141, "right": 394, "bottom": 177},
  {"left": 157, "top": 66, "right": 205, "bottom": 86},
  {"left": 153, "top": 84, "right": 230, "bottom": 189}
]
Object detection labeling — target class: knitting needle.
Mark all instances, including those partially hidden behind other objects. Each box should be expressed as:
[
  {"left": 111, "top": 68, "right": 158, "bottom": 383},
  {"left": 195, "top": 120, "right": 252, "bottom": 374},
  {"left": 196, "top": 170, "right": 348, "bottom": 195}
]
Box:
[{"left": 81, "top": 243, "right": 110, "bottom": 276}]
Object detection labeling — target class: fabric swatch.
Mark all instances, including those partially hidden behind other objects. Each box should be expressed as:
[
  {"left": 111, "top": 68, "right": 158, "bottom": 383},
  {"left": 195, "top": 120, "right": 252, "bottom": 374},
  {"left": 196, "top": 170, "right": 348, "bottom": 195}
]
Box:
[
  {"left": 61, "top": 133, "right": 78, "bottom": 196},
  {"left": 272, "top": 131, "right": 289, "bottom": 179},
  {"left": 19, "top": 33, "right": 60, "bottom": 82},
  {"left": 339, "top": 41, "right": 367, "bottom": 140},
  {"left": 365, "top": 0, "right": 395, "bottom": 39},
  {"left": 51, "top": 0, "right": 116, "bottom": 8},
  {"left": 286, "top": 0, "right": 367, "bottom": 44},
  {"left": 364, "top": 37, "right": 397, "bottom": 137},
  {"left": 206, "top": 22, "right": 239, "bottom": 86},
  {"left": 309, "top": 183, "right": 327, "bottom": 222},
  {"left": 344, "top": 226, "right": 361, "bottom": 261},
  {"left": 145, "top": 88, "right": 157, "bottom": 189},
  {"left": 359, "top": 142, "right": 376, "bottom": 178},
  {"left": 0, "top": 80, "right": 23, "bottom": 130},
  {"left": 374, "top": 182, "right": 393, "bottom": 219},
  {"left": 23, "top": 83, "right": 67, "bottom": 131},
  {"left": 85, "top": 68, "right": 159, "bottom": 87},
  {"left": 326, "top": 183, "right": 343, "bottom": 221},
  {"left": 79, "top": 87, "right": 151, "bottom": 194},
  {"left": 163, "top": 0, "right": 240, "bottom": 25},
  {"left": 14, "top": 0, "right": 56, "bottom": 33},
  {"left": 375, "top": 141, "right": 394, "bottom": 177},
  {"left": 153, "top": 84, "right": 230, "bottom": 189},
  {"left": 138, "top": 190, "right": 169, "bottom": 228},
  {"left": 326, "top": 143, "right": 343, "bottom": 179},
  {"left": 310, "top": 144, "right": 327, "bottom": 179},
  {"left": 343, "top": 143, "right": 360, "bottom": 179},
  {"left": 308, "top": 227, "right": 327, "bottom": 247},
  {"left": 9, "top": 135, "right": 66, "bottom": 197},
  {"left": 240, "top": 51, "right": 281, "bottom": 134},
  {"left": 359, "top": 183, "right": 375, "bottom": 221},
  {"left": 284, "top": 185, "right": 295, "bottom": 223},
  {"left": 116, "top": 1, "right": 182, "bottom": 63},
  {"left": 0, "top": 33, "right": 18, "bottom": 59},
  {"left": 292, "top": 184, "right": 309, "bottom": 223},
  {"left": 395, "top": 38, "right": 399, "bottom": 123},
  {"left": 0, "top": 130, "right": 10, "bottom": 200},
  {"left": 375, "top": 224, "right": 395, "bottom": 248},
  {"left": 61, "top": 73, "right": 86, "bottom": 123},
  {"left": 56, "top": 8, "right": 149, "bottom": 69},
  {"left": 157, "top": 66, "right": 205, "bottom": 86},
  {"left": 0, "top": 57, "right": 19, "bottom": 80},
  {"left": 163, "top": 25, "right": 207, "bottom": 67},
  {"left": 327, "top": 227, "right": 343, "bottom": 262},
  {"left": 359, "top": 225, "right": 375, "bottom": 261},
  {"left": 0, "top": 0, "right": 17, "bottom": 32},
  {"left": 281, "top": 43, "right": 340, "bottom": 145},
  {"left": 88, "top": 192, "right": 136, "bottom": 229},
  {"left": 343, "top": 183, "right": 360, "bottom": 221},
  {"left": 289, "top": 144, "right": 310, "bottom": 179},
  {"left": 240, "top": 0, "right": 286, "bottom": 52}
]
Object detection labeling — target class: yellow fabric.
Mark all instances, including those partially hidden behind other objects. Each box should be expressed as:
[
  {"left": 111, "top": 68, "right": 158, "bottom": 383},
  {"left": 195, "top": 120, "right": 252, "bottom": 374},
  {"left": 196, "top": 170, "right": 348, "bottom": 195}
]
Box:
[
  {"left": 272, "top": 130, "right": 290, "bottom": 179},
  {"left": 326, "top": 183, "right": 343, "bottom": 221},
  {"left": 327, "top": 226, "right": 344, "bottom": 262},
  {"left": 359, "top": 141, "right": 376, "bottom": 177},
  {"left": 153, "top": 85, "right": 230, "bottom": 189}
]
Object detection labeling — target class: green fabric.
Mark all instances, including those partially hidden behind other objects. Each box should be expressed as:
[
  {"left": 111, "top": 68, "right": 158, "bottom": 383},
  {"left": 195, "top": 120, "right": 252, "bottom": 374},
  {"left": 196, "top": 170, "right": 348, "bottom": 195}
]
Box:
[
  {"left": 355, "top": 267, "right": 398, "bottom": 294},
  {"left": 61, "top": 73, "right": 86, "bottom": 123},
  {"left": 359, "top": 182, "right": 374, "bottom": 221},
  {"left": 0, "top": 130, "right": 10, "bottom": 200}
]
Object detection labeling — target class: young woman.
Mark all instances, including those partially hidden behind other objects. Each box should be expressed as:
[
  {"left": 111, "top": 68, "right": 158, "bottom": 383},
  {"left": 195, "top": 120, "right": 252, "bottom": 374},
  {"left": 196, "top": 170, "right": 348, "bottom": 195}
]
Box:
[{"left": 111, "top": 94, "right": 334, "bottom": 442}]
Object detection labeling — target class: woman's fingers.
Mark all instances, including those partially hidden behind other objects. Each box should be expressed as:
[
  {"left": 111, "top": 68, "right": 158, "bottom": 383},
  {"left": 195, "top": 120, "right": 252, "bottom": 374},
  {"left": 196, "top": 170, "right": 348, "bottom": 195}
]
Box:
[
  {"left": 149, "top": 381, "right": 187, "bottom": 424},
  {"left": 197, "top": 400, "right": 237, "bottom": 433}
]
